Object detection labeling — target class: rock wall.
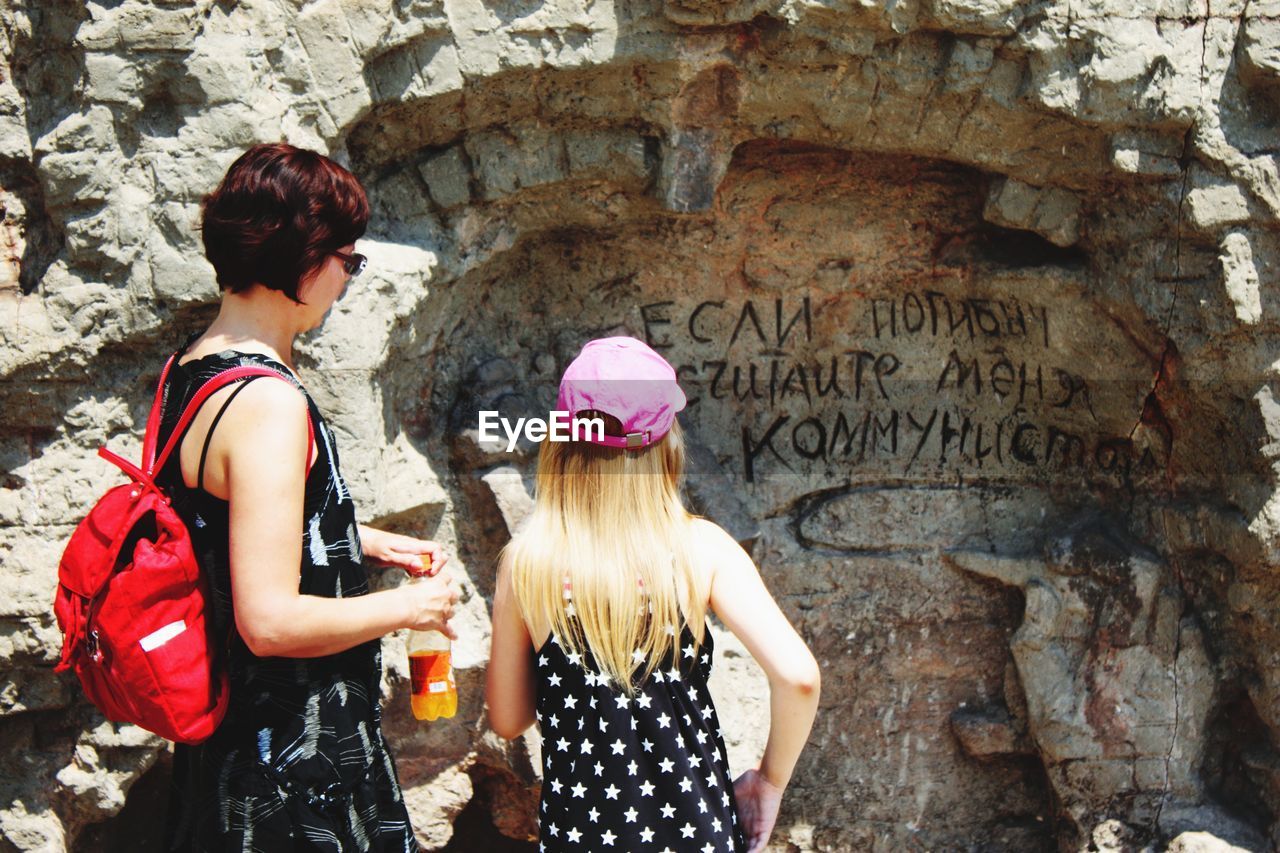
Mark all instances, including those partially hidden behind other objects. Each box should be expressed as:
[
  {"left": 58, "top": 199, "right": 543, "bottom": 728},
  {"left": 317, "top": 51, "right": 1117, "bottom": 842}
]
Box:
[{"left": 1, "top": 0, "right": 1279, "bottom": 850}]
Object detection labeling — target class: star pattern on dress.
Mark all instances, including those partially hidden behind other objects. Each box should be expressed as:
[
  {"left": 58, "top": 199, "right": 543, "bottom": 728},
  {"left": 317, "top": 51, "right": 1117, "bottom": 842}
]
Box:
[{"left": 533, "top": 624, "right": 739, "bottom": 850}]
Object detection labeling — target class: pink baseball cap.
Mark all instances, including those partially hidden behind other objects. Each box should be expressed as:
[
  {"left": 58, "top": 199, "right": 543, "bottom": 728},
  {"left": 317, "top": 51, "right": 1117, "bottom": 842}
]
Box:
[{"left": 556, "top": 336, "right": 687, "bottom": 449}]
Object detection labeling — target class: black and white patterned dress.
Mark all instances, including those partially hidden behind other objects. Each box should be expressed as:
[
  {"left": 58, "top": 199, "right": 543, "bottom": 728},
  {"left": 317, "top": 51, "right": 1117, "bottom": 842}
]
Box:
[
  {"left": 156, "top": 348, "right": 416, "bottom": 852},
  {"left": 534, "top": 622, "right": 746, "bottom": 852}
]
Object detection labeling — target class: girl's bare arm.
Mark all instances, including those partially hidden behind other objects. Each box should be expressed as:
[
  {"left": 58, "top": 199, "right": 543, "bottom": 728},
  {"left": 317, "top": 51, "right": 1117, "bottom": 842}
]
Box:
[{"left": 486, "top": 555, "right": 538, "bottom": 738}]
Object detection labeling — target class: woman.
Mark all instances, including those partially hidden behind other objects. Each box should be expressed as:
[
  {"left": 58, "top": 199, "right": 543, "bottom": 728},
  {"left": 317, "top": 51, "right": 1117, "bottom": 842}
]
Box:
[
  {"left": 157, "top": 143, "right": 457, "bottom": 851},
  {"left": 486, "top": 336, "right": 820, "bottom": 852}
]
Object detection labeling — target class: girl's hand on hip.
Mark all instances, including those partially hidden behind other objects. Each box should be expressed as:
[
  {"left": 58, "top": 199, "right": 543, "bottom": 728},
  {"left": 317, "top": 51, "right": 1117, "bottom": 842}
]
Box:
[
  {"left": 361, "top": 526, "right": 449, "bottom": 576},
  {"left": 733, "top": 768, "right": 784, "bottom": 853},
  {"left": 403, "top": 572, "right": 459, "bottom": 638}
]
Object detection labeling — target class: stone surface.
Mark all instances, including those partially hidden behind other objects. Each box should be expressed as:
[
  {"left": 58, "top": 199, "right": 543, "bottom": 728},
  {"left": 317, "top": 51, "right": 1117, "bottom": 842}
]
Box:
[
  {"left": 947, "top": 519, "right": 1217, "bottom": 844},
  {"left": 1166, "top": 832, "right": 1252, "bottom": 853},
  {"left": 983, "top": 177, "right": 1082, "bottom": 247},
  {"left": 2, "top": 1, "right": 1280, "bottom": 851}
]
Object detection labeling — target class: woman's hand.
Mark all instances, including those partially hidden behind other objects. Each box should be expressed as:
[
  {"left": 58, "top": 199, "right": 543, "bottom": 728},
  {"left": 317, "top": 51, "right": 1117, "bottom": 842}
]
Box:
[
  {"left": 733, "top": 768, "right": 784, "bottom": 853},
  {"left": 403, "top": 572, "right": 459, "bottom": 638},
  {"left": 360, "top": 525, "right": 449, "bottom": 576}
]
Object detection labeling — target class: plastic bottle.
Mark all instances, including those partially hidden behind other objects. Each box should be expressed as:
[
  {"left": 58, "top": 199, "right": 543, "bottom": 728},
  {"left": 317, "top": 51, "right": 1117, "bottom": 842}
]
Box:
[{"left": 407, "top": 567, "right": 457, "bottom": 721}]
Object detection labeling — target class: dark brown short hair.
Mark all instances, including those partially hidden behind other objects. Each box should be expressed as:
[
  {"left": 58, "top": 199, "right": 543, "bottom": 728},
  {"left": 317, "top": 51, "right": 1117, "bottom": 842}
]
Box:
[{"left": 201, "top": 143, "right": 369, "bottom": 303}]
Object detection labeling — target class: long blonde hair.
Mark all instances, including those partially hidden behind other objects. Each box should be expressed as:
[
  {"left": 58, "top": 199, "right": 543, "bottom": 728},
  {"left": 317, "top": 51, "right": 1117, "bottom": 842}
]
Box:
[{"left": 503, "top": 421, "right": 707, "bottom": 693}]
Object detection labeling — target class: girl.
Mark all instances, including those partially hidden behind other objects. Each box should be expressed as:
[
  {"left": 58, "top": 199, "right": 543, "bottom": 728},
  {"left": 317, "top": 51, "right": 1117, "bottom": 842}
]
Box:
[
  {"left": 158, "top": 143, "right": 458, "bottom": 850},
  {"left": 486, "top": 336, "right": 820, "bottom": 852}
]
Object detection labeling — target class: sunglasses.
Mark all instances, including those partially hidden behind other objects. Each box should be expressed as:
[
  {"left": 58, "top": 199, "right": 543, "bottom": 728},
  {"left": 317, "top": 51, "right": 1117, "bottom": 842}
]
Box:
[{"left": 330, "top": 250, "right": 367, "bottom": 277}]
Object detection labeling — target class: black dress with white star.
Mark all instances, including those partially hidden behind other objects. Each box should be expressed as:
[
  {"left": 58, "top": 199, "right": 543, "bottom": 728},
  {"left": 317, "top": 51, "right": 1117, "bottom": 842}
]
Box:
[{"left": 534, "top": 623, "right": 746, "bottom": 852}]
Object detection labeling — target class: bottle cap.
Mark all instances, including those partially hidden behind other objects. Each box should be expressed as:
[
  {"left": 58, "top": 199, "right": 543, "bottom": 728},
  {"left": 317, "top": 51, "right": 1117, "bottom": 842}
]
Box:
[{"left": 408, "top": 554, "right": 434, "bottom": 578}]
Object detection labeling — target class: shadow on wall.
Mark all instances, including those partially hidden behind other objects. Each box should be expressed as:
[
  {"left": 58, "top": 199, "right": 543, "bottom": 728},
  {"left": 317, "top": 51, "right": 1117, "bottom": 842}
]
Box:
[
  {"left": 72, "top": 747, "right": 539, "bottom": 853},
  {"left": 74, "top": 750, "right": 171, "bottom": 853}
]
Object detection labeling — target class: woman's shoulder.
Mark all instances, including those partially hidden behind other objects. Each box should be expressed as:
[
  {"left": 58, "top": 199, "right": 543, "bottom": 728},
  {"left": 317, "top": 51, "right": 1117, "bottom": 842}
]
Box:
[{"left": 169, "top": 347, "right": 312, "bottom": 452}]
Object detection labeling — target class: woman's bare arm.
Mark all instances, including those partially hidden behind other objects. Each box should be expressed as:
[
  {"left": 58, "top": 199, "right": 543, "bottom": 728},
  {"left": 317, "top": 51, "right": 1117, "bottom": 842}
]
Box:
[{"left": 202, "top": 379, "right": 456, "bottom": 658}]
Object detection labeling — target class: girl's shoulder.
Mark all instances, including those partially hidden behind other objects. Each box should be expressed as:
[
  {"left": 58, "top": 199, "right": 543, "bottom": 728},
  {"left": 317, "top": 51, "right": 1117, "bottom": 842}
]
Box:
[
  {"left": 686, "top": 517, "right": 741, "bottom": 561},
  {"left": 687, "top": 516, "right": 761, "bottom": 591}
]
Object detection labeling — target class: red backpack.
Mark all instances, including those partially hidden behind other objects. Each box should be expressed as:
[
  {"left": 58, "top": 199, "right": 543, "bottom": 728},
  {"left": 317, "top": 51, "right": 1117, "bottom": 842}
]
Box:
[{"left": 54, "top": 353, "right": 310, "bottom": 744}]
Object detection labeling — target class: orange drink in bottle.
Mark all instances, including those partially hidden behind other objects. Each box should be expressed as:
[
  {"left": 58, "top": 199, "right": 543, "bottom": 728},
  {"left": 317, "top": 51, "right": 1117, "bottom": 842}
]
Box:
[
  {"left": 408, "top": 646, "right": 456, "bottom": 720},
  {"left": 408, "top": 561, "right": 457, "bottom": 721}
]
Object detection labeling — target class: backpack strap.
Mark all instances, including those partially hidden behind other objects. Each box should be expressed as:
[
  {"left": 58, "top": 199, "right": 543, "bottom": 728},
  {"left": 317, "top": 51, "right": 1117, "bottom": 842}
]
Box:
[
  {"left": 197, "top": 376, "right": 261, "bottom": 493},
  {"left": 139, "top": 353, "right": 179, "bottom": 476}
]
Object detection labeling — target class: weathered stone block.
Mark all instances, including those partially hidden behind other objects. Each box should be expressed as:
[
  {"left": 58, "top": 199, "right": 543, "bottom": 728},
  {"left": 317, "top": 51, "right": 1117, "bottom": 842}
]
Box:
[
  {"left": 183, "top": 36, "right": 262, "bottom": 106},
  {"left": 949, "top": 705, "right": 1029, "bottom": 758},
  {"left": 82, "top": 53, "right": 142, "bottom": 106},
  {"left": 942, "top": 38, "right": 996, "bottom": 93},
  {"left": 1187, "top": 168, "right": 1252, "bottom": 230},
  {"left": 1166, "top": 831, "right": 1255, "bottom": 853},
  {"left": 368, "top": 36, "right": 462, "bottom": 103},
  {"left": 342, "top": 0, "right": 395, "bottom": 57},
  {"left": 1239, "top": 15, "right": 1280, "bottom": 93},
  {"left": 567, "top": 130, "right": 653, "bottom": 188},
  {"left": 983, "top": 177, "right": 1082, "bottom": 246},
  {"left": 1110, "top": 130, "right": 1184, "bottom": 176},
  {"left": 479, "top": 465, "right": 534, "bottom": 536},
  {"left": 1219, "top": 230, "right": 1263, "bottom": 325},
  {"left": 294, "top": 0, "right": 373, "bottom": 130},
  {"left": 657, "top": 128, "right": 733, "bottom": 213},
  {"left": 468, "top": 129, "right": 567, "bottom": 201},
  {"left": 148, "top": 236, "right": 217, "bottom": 308},
  {"left": 419, "top": 146, "right": 473, "bottom": 209},
  {"left": 663, "top": 0, "right": 780, "bottom": 25},
  {"left": 115, "top": 5, "right": 200, "bottom": 51},
  {"left": 925, "top": 0, "right": 1024, "bottom": 35}
]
